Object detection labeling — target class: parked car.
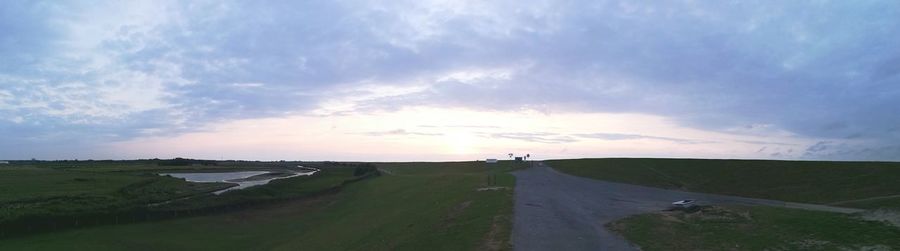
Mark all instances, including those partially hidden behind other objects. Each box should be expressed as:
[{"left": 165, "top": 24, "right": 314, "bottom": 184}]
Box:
[{"left": 671, "top": 199, "right": 696, "bottom": 208}]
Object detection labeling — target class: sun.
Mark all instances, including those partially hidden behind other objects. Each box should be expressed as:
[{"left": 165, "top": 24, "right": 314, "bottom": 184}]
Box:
[{"left": 446, "top": 132, "right": 476, "bottom": 155}]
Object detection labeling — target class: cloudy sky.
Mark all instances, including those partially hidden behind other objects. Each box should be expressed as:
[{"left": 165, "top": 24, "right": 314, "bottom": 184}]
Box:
[{"left": 2, "top": 0, "right": 899, "bottom": 161}]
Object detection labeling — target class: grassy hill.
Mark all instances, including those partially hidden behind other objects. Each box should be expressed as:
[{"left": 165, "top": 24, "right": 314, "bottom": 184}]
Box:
[{"left": 548, "top": 158, "right": 900, "bottom": 209}]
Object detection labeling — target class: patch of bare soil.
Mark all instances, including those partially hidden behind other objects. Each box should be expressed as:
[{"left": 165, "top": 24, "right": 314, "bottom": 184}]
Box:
[
  {"left": 843, "top": 244, "right": 893, "bottom": 251},
  {"left": 227, "top": 171, "right": 294, "bottom": 182},
  {"left": 604, "top": 220, "right": 626, "bottom": 234},
  {"left": 857, "top": 209, "right": 900, "bottom": 228},
  {"left": 476, "top": 186, "right": 510, "bottom": 191},
  {"left": 658, "top": 212, "right": 685, "bottom": 224},
  {"left": 479, "top": 215, "right": 512, "bottom": 251},
  {"left": 681, "top": 206, "right": 753, "bottom": 223},
  {"left": 442, "top": 200, "right": 473, "bottom": 228},
  {"left": 791, "top": 239, "right": 832, "bottom": 250}
]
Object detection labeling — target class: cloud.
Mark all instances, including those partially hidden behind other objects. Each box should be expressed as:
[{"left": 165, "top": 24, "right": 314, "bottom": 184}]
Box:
[
  {"left": 801, "top": 141, "right": 900, "bottom": 161},
  {"left": 417, "top": 124, "right": 501, "bottom": 129},
  {"left": 733, "top": 140, "right": 799, "bottom": 146},
  {"left": 357, "top": 129, "right": 443, "bottom": 137},
  {"left": 1, "top": 1, "right": 900, "bottom": 160},
  {"left": 806, "top": 141, "right": 834, "bottom": 153},
  {"left": 485, "top": 132, "right": 577, "bottom": 144},
  {"left": 574, "top": 133, "right": 715, "bottom": 144}
]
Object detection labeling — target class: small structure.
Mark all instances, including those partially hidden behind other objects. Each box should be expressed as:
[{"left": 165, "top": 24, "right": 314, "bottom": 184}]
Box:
[
  {"left": 514, "top": 157, "right": 524, "bottom": 161},
  {"left": 485, "top": 159, "right": 498, "bottom": 164}
]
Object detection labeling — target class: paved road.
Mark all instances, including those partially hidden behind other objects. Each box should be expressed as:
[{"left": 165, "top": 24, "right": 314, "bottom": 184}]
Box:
[{"left": 511, "top": 162, "right": 862, "bottom": 251}]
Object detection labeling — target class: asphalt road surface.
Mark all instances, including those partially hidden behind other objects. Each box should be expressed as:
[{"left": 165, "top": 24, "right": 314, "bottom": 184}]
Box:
[{"left": 511, "top": 162, "right": 862, "bottom": 251}]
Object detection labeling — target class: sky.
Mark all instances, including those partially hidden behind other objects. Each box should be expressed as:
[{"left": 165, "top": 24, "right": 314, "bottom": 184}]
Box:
[{"left": 1, "top": 0, "right": 899, "bottom": 161}]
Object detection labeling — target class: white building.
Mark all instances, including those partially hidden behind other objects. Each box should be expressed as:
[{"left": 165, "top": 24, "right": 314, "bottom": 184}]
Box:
[
  {"left": 0, "top": 161, "right": 9, "bottom": 164},
  {"left": 485, "top": 159, "right": 498, "bottom": 164}
]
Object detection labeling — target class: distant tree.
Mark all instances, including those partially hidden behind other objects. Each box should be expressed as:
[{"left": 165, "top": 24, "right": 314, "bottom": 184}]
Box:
[
  {"left": 526, "top": 154, "right": 531, "bottom": 160},
  {"left": 159, "top": 158, "right": 193, "bottom": 166},
  {"left": 508, "top": 153, "right": 514, "bottom": 159}
]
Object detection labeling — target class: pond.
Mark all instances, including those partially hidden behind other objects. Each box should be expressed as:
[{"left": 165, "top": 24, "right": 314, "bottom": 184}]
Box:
[{"left": 161, "top": 168, "right": 319, "bottom": 194}]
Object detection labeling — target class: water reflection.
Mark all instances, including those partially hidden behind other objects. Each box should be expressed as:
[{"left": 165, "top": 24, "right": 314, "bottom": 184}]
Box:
[{"left": 161, "top": 168, "right": 319, "bottom": 194}]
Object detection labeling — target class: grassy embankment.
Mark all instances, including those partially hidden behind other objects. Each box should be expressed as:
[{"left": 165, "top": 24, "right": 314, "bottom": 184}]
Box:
[
  {"left": 609, "top": 205, "right": 900, "bottom": 250},
  {"left": 0, "top": 160, "right": 368, "bottom": 237},
  {"left": 0, "top": 166, "right": 230, "bottom": 228},
  {"left": 0, "top": 161, "right": 524, "bottom": 250},
  {"left": 549, "top": 158, "right": 900, "bottom": 209}
]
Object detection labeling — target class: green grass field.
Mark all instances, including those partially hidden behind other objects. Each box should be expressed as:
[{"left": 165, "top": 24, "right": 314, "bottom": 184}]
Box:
[
  {"left": 839, "top": 197, "right": 900, "bottom": 210},
  {"left": 609, "top": 205, "right": 900, "bottom": 250},
  {"left": 0, "top": 160, "right": 365, "bottom": 237},
  {"left": 0, "top": 165, "right": 232, "bottom": 223},
  {"left": 549, "top": 158, "right": 900, "bottom": 209},
  {"left": 0, "top": 161, "right": 523, "bottom": 250},
  {"left": 10, "top": 159, "right": 309, "bottom": 172}
]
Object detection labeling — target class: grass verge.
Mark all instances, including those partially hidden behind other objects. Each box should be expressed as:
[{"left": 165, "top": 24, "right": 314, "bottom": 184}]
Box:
[
  {"left": 549, "top": 158, "right": 900, "bottom": 209},
  {"left": 608, "top": 205, "right": 900, "bottom": 250}
]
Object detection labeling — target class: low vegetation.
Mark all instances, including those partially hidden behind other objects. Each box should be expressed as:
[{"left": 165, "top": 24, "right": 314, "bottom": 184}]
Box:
[
  {"left": 0, "top": 161, "right": 524, "bottom": 250},
  {"left": 549, "top": 158, "right": 900, "bottom": 209},
  {"left": 0, "top": 160, "right": 372, "bottom": 237},
  {"left": 0, "top": 166, "right": 230, "bottom": 232},
  {"left": 9, "top": 159, "right": 311, "bottom": 172},
  {"left": 608, "top": 205, "right": 900, "bottom": 250}
]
